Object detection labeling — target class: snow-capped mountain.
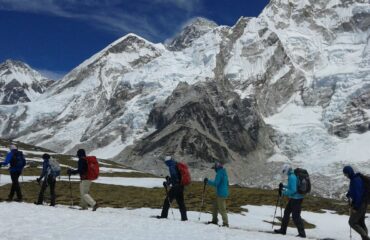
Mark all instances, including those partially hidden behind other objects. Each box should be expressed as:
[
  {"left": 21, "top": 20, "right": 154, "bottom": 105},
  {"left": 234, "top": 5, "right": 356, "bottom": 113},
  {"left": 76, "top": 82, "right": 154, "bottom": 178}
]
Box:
[
  {"left": 0, "top": 60, "right": 52, "bottom": 104},
  {"left": 167, "top": 17, "right": 218, "bottom": 51},
  {"left": 0, "top": 0, "right": 369, "bottom": 196}
]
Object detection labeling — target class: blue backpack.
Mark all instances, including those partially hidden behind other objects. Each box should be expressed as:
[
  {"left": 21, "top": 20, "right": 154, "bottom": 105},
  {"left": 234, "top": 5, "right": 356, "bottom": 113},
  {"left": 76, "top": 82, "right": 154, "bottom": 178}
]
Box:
[
  {"left": 48, "top": 158, "right": 61, "bottom": 177},
  {"left": 10, "top": 151, "right": 26, "bottom": 170}
]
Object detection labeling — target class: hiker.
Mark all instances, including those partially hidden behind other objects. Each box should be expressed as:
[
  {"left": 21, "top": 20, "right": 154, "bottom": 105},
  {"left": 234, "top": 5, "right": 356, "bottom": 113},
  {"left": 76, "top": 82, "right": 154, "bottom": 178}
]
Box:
[
  {"left": 274, "top": 164, "right": 306, "bottom": 238},
  {"left": 35, "top": 154, "right": 58, "bottom": 206},
  {"left": 67, "top": 149, "right": 99, "bottom": 211},
  {"left": 343, "top": 166, "right": 370, "bottom": 240},
  {"left": 0, "top": 145, "right": 26, "bottom": 202},
  {"left": 156, "top": 156, "right": 188, "bottom": 221},
  {"left": 204, "top": 162, "right": 229, "bottom": 227}
]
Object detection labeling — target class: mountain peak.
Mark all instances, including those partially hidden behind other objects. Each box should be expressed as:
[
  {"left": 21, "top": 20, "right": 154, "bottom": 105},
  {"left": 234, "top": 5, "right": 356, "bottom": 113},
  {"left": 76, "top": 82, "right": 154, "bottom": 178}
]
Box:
[
  {"left": 185, "top": 17, "right": 218, "bottom": 29},
  {"left": 0, "top": 59, "right": 52, "bottom": 104},
  {"left": 166, "top": 17, "right": 218, "bottom": 51},
  {"left": 2, "top": 59, "right": 30, "bottom": 70}
]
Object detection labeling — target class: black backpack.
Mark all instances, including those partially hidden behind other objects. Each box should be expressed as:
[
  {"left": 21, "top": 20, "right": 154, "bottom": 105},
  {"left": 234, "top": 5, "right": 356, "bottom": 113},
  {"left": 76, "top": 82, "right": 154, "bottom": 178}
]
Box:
[
  {"left": 359, "top": 173, "right": 370, "bottom": 200},
  {"left": 10, "top": 151, "right": 26, "bottom": 170},
  {"left": 294, "top": 168, "right": 311, "bottom": 194}
]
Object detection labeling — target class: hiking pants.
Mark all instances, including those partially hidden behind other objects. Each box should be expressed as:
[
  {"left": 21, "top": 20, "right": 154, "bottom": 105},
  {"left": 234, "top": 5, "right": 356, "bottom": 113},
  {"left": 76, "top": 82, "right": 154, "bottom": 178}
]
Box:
[
  {"left": 212, "top": 197, "right": 228, "bottom": 226},
  {"left": 37, "top": 175, "right": 56, "bottom": 206},
  {"left": 80, "top": 180, "right": 96, "bottom": 209},
  {"left": 349, "top": 202, "right": 369, "bottom": 240},
  {"left": 281, "top": 198, "right": 305, "bottom": 236},
  {"left": 9, "top": 171, "right": 22, "bottom": 200},
  {"left": 161, "top": 185, "right": 187, "bottom": 220}
]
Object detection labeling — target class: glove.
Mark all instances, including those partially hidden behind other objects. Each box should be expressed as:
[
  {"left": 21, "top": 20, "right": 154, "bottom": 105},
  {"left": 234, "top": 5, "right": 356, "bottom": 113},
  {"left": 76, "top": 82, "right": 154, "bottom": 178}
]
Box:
[
  {"left": 204, "top": 178, "right": 208, "bottom": 185},
  {"left": 165, "top": 176, "right": 170, "bottom": 182},
  {"left": 278, "top": 182, "right": 284, "bottom": 196},
  {"left": 36, "top": 178, "right": 41, "bottom": 184},
  {"left": 163, "top": 181, "right": 168, "bottom": 188},
  {"left": 67, "top": 169, "right": 72, "bottom": 176}
]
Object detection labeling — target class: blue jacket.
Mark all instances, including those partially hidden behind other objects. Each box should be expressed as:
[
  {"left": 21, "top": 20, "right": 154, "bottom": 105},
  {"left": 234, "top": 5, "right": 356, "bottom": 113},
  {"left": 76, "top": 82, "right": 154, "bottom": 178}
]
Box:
[
  {"left": 165, "top": 159, "right": 180, "bottom": 186},
  {"left": 283, "top": 170, "right": 304, "bottom": 199},
  {"left": 208, "top": 167, "right": 229, "bottom": 198},
  {"left": 39, "top": 159, "right": 50, "bottom": 180},
  {"left": 347, "top": 172, "right": 365, "bottom": 210},
  {"left": 1, "top": 150, "right": 25, "bottom": 173},
  {"left": 70, "top": 157, "right": 88, "bottom": 180}
]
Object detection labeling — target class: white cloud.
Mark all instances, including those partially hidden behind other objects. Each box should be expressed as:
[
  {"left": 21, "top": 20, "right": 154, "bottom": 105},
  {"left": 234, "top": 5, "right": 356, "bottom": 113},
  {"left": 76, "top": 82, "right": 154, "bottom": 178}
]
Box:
[
  {"left": 37, "top": 68, "right": 66, "bottom": 80},
  {"left": 153, "top": 0, "right": 201, "bottom": 11},
  {"left": 0, "top": 0, "right": 203, "bottom": 41}
]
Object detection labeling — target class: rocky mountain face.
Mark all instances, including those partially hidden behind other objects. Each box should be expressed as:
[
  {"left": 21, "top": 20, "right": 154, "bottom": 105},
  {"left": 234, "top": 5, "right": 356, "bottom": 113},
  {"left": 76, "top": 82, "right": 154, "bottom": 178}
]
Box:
[
  {"left": 120, "top": 80, "right": 275, "bottom": 181},
  {"left": 0, "top": 60, "right": 52, "bottom": 104},
  {"left": 0, "top": 0, "right": 369, "bottom": 196},
  {"left": 167, "top": 17, "right": 218, "bottom": 51}
]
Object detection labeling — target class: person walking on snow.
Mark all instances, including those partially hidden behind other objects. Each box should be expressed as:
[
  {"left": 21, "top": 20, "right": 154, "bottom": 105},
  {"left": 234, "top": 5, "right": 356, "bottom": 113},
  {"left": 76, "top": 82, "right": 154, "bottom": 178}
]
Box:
[
  {"left": 157, "top": 156, "right": 188, "bottom": 221},
  {"left": 204, "top": 162, "right": 229, "bottom": 227},
  {"left": 343, "top": 166, "right": 370, "bottom": 240},
  {"left": 34, "top": 154, "right": 57, "bottom": 206},
  {"left": 67, "top": 149, "right": 98, "bottom": 211},
  {"left": 274, "top": 164, "right": 306, "bottom": 238},
  {"left": 0, "top": 144, "right": 25, "bottom": 202}
]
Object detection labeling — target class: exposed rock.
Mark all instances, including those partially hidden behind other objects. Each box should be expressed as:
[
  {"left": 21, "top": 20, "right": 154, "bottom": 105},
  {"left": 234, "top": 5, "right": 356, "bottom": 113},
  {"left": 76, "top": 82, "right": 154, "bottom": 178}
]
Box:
[
  {"left": 118, "top": 80, "right": 274, "bottom": 183},
  {"left": 0, "top": 60, "right": 52, "bottom": 104},
  {"left": 167, "top": 17, "right": 218, "bottom": 51}
]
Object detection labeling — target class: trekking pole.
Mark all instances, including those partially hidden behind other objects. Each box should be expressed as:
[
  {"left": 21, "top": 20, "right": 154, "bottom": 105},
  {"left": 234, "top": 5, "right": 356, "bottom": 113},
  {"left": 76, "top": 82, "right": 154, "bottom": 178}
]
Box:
[
  {"left": 348, "top": 199, "right": 352, "bottom": 240},
  {"left": 68, "top": 175, "right": 74, "bottom": 207},
  {"left": 272, "top": 193, "right": 281, "bottom": 229},
  {"left": 279, "top": 197, "right": 283, "bottom": 219},
  {"left": 164, "top": 183, "right": 175, "bottom": 220},
  {"left": 198, "top": 181, "right": 207, "bottom": 221}
]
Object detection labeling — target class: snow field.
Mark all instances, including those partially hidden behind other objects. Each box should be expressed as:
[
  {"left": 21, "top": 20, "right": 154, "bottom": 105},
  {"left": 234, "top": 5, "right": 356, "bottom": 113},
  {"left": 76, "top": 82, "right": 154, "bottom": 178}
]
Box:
[
  {"left": 0, "top": 174, "right": 163, "bottom": 188},
  {"left": 0, "top": 202, "right": 366, "bottom": 240}
]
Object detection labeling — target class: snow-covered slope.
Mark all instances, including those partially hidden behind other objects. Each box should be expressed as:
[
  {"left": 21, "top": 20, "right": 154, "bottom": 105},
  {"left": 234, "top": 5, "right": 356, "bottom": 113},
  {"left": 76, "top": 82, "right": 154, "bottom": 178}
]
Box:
[
  {"left": 0, "top": 203, "right": 364, "bottom": 240},
  {"left": 0, "top": 30, "right": 222, "bottom": 156},
  {"left": 0, "top": 60, "right": 52, "bottom": 104},
  {"left": 0, "top": 0, "right": 369, "bottom": 196}
]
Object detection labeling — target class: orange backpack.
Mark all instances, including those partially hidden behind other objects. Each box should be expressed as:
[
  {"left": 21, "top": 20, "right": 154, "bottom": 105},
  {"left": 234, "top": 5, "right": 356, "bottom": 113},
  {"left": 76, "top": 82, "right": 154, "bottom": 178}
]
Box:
[
  {"left": 177, "top": 162, "right": 191, "bottom": 186},
  {"left": 85, "top": 156, "right": 99, "bottom": 180}
]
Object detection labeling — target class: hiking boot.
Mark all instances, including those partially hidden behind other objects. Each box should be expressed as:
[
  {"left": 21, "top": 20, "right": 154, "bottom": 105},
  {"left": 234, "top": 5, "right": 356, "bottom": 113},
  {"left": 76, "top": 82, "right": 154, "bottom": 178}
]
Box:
[
  {"left": 274, "top": 229, "right": 286, "bottom": 235},
  {"left": 207, "top": 221, "right": 218, "bottom": 225},
  {"left": 49, "top": 204, "right": 55, "bottom": 207},
  {"left": 34, "top": 201, "right": 42, "bottom": 205},
  {"left": 297, "top": 229, "right": 306, "bottom": 238},
  {"left": 92, "top": 203, "right": 99, "bottom": 211},
  {"left": 14, "top": 198, "right": 22, "bottom": 202},
  {"left": 222, "top": 223, "right": 229, "bottom": 227}
]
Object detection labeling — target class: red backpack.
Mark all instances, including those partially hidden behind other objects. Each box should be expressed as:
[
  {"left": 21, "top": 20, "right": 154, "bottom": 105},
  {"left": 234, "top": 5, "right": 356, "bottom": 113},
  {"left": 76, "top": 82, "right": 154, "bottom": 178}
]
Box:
[
  {"left": 85, "top": 156, "right": 99, "bottom": 180},
  {"left": 177, "top": 162, "right": 191, "bottom": 186}
]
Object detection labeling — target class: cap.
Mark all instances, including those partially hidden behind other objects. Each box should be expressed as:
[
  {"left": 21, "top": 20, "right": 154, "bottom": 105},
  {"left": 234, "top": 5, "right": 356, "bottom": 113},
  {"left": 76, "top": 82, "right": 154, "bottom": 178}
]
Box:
[{"left": 77, "top": 149, "right": 86, "bottom": 158}]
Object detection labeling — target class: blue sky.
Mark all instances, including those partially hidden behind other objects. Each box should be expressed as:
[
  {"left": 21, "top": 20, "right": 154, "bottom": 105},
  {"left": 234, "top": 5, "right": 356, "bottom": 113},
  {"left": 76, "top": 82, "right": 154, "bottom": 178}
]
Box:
[{"left": 0, "top": 0, "right": 270, "bottom": 79}]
